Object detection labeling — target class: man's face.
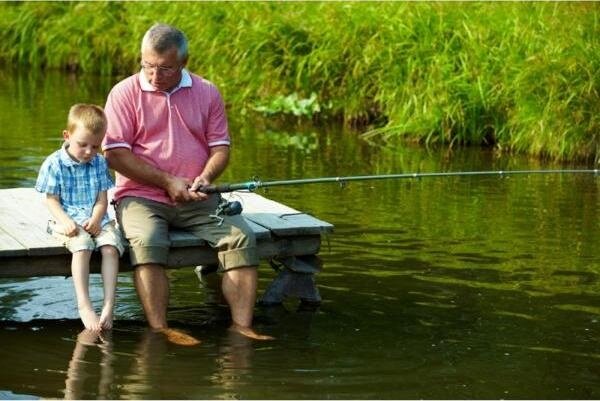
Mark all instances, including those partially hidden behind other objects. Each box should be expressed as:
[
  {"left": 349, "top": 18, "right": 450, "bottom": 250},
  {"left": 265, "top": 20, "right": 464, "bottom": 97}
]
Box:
[{"left": 140, "top": 46, "right": 186, "bottom": 92}]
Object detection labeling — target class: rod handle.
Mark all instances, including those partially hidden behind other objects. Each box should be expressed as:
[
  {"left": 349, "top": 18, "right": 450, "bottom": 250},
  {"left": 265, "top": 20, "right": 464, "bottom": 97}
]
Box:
[
  {"left": 197, "top": 182, "right": 257, "bottom": 193},
  {"left": 196, "top": 184, "right": 231, "bottom": 194}
]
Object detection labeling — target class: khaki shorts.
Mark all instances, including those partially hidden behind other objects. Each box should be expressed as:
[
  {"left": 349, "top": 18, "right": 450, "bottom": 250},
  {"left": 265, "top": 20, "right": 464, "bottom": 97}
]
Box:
[
  {"left": 48, "top": 220, "right": 126, "bottom": 256},
  {"left": 115, "top": 196, "right": 258, "bottom": 271}
]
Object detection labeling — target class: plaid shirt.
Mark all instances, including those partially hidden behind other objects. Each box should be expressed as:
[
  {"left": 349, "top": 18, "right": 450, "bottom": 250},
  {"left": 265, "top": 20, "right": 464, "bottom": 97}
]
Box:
[{"left": 35, "top": 144, "right": 114, "bottom": 227}]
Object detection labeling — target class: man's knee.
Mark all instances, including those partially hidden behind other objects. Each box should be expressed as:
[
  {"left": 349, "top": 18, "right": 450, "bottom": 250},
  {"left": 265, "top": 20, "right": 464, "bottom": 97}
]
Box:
[
  {"left": 223, "top": 215, "right": 257, "bottom": 249},
  {"left": 231, "top": 226, "right": 256, "bottom": 249},
  {"left": 135, "top": 263, "right": 166, "bottom": 275},
  {"left": 129, "top": 245, "right": 170, "bottom": 266}
]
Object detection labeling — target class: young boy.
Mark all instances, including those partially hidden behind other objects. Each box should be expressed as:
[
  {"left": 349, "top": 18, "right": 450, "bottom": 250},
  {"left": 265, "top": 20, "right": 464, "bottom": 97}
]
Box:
[{"left": 36, "top": 104, "right": 124, "bottom": 331}]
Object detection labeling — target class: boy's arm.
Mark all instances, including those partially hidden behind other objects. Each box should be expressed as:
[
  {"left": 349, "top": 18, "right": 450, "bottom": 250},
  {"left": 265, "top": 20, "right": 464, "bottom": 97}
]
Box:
[
  {"left": 83, "top": 191, "right": 108, "bottom": 236},
  {"left": 45, "top": 194, "right": 78, "bottom": 237}
]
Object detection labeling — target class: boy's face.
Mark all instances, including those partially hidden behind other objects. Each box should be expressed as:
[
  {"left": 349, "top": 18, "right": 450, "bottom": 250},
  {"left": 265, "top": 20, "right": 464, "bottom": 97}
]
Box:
[{"left": 63, "top": 126, "right": 103, "bottom": 164}]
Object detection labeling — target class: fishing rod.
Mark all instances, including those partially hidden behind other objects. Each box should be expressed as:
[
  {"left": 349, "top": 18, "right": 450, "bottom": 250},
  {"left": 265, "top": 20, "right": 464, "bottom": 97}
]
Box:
[{"left": 198, "top": 169, "right": 599, "bottom": 194}]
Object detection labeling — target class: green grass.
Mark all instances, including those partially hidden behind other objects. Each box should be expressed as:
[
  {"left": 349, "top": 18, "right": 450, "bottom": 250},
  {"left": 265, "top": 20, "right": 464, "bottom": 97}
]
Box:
[{"left": 0, "top": 1, "right": 598, "bottom": 163}]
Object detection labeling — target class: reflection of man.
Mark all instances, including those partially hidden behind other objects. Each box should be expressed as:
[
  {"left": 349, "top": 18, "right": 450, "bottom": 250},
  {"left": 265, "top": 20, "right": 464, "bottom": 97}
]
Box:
[
  {"left": 211, "top": 330, "right": 255, "bottom": 398},
  {"left": 103, "top": 23, "right": 272, "bottom": 342}
]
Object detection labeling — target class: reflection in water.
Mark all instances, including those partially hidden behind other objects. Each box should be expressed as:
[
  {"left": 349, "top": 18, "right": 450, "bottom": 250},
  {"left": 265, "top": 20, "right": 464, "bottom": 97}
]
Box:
[
  {"left": 210, "top": 330, "right": 255, "bottom": 399},
  {"left": 124, "top": 329, "right": 169, "bottom": 399},
  {"left": 64, "top": 330, "right": 115, "bottom": 400},
  {"left": 61, "top": 326, "right": 261, "bottom": 400}
]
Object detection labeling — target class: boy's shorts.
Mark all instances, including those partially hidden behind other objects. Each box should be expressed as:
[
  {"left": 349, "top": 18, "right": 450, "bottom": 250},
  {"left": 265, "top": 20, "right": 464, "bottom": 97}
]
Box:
[
  {"left": 115, "top": 196, "right": 259, "bottom": 271},
  {"left": 48, "top": 220, "right": 126, "bottom": 256}
]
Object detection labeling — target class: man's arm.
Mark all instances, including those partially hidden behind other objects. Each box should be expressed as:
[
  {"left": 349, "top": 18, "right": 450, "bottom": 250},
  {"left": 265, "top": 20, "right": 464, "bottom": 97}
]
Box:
[
  {"left": 104, "top": 148, "right": 190, "bottom": 203},
  {"left": 192, "top": 145, "right": 230, "bottom": 189}
]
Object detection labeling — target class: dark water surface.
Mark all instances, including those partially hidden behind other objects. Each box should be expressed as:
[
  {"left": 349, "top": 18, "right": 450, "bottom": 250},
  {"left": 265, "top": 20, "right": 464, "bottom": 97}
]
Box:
[{"left": 0, "top": 69, "right": 599, "bottom": 399}]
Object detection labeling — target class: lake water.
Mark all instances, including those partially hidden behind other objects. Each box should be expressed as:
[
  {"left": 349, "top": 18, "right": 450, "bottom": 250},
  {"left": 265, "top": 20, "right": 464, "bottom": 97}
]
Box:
[{"left": 0, "top": 68, "right": 599, "bottom": 399}]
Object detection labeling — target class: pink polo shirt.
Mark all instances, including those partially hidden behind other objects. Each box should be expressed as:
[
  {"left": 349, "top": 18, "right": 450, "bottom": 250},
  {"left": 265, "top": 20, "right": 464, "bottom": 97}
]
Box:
[{"left": 102, "top": 69, "right": 230, "bottom": 205}]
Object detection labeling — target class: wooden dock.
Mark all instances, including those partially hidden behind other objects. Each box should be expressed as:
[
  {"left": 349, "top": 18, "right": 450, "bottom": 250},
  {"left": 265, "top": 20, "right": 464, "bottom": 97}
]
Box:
[{"left": 0, "top": 188, "right": 334, "bottom": 304}]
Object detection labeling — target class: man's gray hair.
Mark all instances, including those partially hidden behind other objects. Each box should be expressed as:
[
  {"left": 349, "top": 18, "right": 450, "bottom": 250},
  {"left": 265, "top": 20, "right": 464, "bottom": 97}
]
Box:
[{"left": 141, "top": 23, "right": 188, "bottom": 61}]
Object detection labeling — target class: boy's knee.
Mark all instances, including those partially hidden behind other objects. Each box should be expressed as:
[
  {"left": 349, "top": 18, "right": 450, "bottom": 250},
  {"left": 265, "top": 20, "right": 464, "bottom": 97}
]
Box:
[{"left": 100, "top": 245, "right": 120, "bottom": 258}]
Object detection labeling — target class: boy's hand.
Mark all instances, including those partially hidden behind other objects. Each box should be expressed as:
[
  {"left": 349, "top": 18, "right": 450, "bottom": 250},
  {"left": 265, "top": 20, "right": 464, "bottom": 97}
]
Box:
[
  {"left": 61, "top": 220, "right": 79, "bottom": 237},
  {"left": 83, "top": 219, "right": 102, "bottom": 237}
]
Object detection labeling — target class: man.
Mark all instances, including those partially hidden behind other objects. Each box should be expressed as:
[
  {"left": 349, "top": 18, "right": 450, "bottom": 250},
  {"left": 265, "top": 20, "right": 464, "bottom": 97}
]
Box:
[{"left": 103, "top": 23, "right": 271, "bottom": 343}]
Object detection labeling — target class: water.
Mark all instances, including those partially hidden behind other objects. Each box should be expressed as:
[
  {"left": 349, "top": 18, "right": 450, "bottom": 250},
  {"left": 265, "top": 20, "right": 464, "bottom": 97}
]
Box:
[{"left": 0, "top": 68, "right": 599, "bottom": 399}]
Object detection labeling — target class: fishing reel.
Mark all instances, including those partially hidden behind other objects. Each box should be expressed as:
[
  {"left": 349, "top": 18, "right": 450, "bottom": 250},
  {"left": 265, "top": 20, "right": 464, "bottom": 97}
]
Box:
[
  {"left": 217, "top": 199, "right": 243, "bottom": 216},
  {"left": 210, "top": 198, "right": 243, "bottom": 226}
]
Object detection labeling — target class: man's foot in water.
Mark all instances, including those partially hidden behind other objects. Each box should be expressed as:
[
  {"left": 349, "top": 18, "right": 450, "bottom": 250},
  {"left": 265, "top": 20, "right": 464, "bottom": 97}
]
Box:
[
  {"left": 229, "top": 324, "right": 274, "bottom": 340},
  {"left": 157, "top": 328, "right": 201, "bottom": 346}
]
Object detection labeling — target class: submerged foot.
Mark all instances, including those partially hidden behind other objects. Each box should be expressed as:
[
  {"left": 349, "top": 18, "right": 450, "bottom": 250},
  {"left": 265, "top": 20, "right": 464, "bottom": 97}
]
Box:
[
  {"left": 157, "top": 328, "right": 201, "bottom": 346},
  {"left": 228, "top": 324, "right": 275, "bottom": 340},
  {"left": 99, "top": 306, "right": 114, "bottom": 330},
  {"left": 77, "top": 329, "right": 101, "bottom": 345},
  {"left": 78, "top": 307, "right": 101, "bottom": 331}
]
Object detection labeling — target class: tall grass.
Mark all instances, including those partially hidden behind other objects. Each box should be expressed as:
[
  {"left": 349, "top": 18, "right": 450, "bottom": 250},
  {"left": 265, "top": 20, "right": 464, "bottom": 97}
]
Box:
[{"left": 0, "top": 2, "right": 598, "bottom": 163}]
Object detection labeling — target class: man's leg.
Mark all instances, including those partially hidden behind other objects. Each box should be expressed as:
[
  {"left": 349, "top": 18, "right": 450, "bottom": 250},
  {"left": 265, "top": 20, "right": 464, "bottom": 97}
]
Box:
[
  {"left": 134, "top": 263, "right": 200, "bottom": 346},
  {"left": 176, "top": 199, "right": 272, "bottom": 340},
  {"left": 116, "top": 198, "right": 199, "bottom": 345},
  {"left": 134, "top": 263, "right": 169, "bottom": 329},
  {"left": 222, "top": 266, "right": 273, "bottom": 340}
]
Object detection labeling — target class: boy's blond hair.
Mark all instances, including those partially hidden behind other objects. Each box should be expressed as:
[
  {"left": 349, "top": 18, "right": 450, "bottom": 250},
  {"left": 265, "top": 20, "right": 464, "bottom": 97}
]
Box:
[{"left": 67, "top": 104, "right": 107, "bottom": 136}]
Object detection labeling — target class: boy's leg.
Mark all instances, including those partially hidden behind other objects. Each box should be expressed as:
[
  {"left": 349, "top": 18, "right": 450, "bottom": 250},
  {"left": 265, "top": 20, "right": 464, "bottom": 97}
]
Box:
[
  {"left": 71, "top": 250, "right": 101, "bottom": 331},
  {"left": 98, "top": 245, "right": 119, "bottom": 330},
  {"left": 95, "top": 223, "right": 125, "bottom": 330}
]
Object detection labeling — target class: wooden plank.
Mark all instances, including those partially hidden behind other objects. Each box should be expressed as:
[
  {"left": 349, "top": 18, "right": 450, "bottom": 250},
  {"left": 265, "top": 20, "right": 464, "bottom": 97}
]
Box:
[
  {"left": 0, "top": 235, "right": 322, "bottom": 278},
  {"left": 0, "top": 187, "right": 333, "bottom": 278},
  {"left": 0, "top": 189, "right": 66, "bottom": 256},
  {"left": 0, "top": 226, "right": 28, "bottom": 256},
  {"left": 224, "top": 191, "right": 333, "bottom": 235},
  {"left": 279, "top": 213, "right": 334, "bottom": 234},
  {"left": 243, "top": 219, "right": 271, "bottom": 240},
  {"left": 223, "top": 191, "right": 300, "bottom": 214},
  {"left": 244, "top": 212, "right": 333, "bottom": 236},
  {"left": 0, "top": 188, "right": 272, "bottom": 252},
  {"left": 3, "top": 188, "right": 54, "bottom": 223}
]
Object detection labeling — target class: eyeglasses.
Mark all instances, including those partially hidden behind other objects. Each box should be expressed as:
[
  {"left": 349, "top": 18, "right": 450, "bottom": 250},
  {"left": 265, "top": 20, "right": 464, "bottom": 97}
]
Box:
[{"left": 140, "top": 61, "right": 181, "bottom": 76}]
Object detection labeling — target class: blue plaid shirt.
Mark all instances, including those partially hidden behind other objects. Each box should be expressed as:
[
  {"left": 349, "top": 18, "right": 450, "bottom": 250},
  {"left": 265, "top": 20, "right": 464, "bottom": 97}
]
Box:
[{"left": 35, "top": 144, "right": 114, "bottom": 227}]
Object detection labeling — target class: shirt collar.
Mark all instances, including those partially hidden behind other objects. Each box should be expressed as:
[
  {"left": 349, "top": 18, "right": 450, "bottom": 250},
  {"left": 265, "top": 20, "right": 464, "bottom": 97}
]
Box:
[
  {"left": 59, "top": 142, "right": 81, "bottom": 167},
  {"left": 138, "top": 69, "right": 192, "bottom": 94}
]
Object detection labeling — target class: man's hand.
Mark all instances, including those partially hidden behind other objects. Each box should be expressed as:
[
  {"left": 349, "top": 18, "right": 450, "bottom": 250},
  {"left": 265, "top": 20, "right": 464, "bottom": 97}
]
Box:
[
  {"left": 188, "top": 176, "right": 211, "bottom": 201},
  {"left": 165, "top": 176, "right": 195, "bottom": 203},
  {"left": 165, "top": 175, "right": 208, "bottom": 203}
]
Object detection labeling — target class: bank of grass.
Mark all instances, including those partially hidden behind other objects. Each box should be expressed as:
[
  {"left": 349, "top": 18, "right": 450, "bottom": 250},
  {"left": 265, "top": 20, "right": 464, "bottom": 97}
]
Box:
[{"left": 0, "top": 2, "right": 598, "bottom": 163}]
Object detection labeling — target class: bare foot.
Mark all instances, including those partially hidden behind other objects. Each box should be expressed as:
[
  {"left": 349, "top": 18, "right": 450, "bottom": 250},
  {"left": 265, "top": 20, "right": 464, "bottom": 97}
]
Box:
[
  {"left": 99, "top": 306, "right": 114, "bottom": 330},
  {"left": 78, "top": 307, "right": 101, "bottom": 331},
  {"left": 157, "top": 328, "right": 201, "bottom": 346},
  {"left": 77, "top": 329, "right": 101, "bottom": 345},
  {"left": 229, "top": 324, "right": 275, "bottom": 340}
]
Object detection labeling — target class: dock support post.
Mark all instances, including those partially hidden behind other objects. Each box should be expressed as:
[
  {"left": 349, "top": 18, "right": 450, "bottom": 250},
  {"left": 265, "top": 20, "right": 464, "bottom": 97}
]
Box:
[{"left": 259, "top": 255, "right": 322, "bottom": 306}]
